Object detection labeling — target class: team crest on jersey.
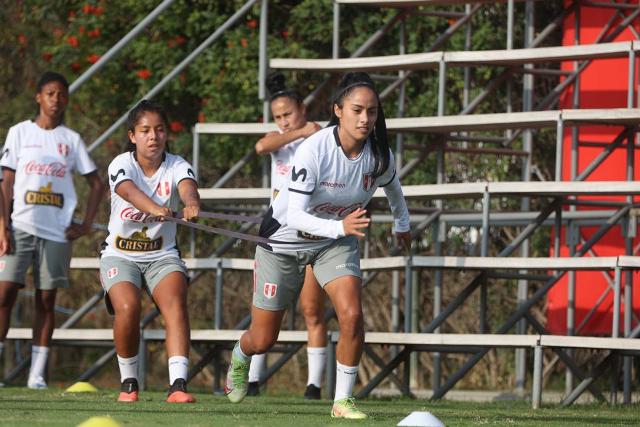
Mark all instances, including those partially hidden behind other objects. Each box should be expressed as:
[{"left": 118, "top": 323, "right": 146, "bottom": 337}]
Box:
[
  {"left": 362, "top": 172, "right": 375, "bottom": 192},
  {"left": 24, "top": 182, "right": 64, "bottom": 208},
  {"left": 263, "top": 282, "right": 278, "bottom": 299},
  {"left": 57, "top": 143, "right": 70, "bottom": 157},
  {"left": 106, "top": 267, "right": 119, "bottom": 279},
  {"left": 115, "top": 227, "right": 163, "bottom": 252}
]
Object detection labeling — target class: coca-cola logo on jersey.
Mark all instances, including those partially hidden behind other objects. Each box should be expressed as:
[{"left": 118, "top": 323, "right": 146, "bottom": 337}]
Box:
[
  {"left": 313, "top": 202, "right": 362, "bottom": 217},
  {"left": 120, "top": 207, "right": 163, "bottom": 223},
  {"left": 24, "top": 161, "right": 67, "bottom": 178}
]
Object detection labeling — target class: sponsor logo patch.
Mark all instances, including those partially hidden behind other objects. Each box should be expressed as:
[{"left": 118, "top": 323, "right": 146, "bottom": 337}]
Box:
[
  {"left": 106, "top": 267, "right": 118, "bottom": 279},
  {"left": 24, "top": 182, "right": 64, "bottom": 208},
  {"left": 24, "top": 161, "right": 67, "bottom": 178},
  {"left": 336, "top": 262, "right": 359, "bottom": 270},
  {"left": 263, "top": 282, "right": 278, "bottom": 299},
  {"left": 291, "top": 166, "right": 307, "bottom": 182},
  {"left": 115, "top": 227, "right": 163, "bottom": 252}
]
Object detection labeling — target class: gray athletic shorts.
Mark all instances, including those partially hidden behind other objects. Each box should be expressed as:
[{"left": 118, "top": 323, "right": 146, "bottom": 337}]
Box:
[
  {"left": 253, "top": 236, "right": 361, "bottom": 311},
  {"left": 0, "top": 229, "right": 71, "bottom": 290},
  {"left": 99, "top": 255, "right": 188, "bottom": 295}
]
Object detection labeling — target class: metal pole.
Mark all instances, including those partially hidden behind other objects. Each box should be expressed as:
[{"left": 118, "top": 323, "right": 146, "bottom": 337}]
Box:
[
  {"left": 481, "top": 189, "right": 490, "bottom": 258},
  {"left": 623, "top": 50, "right": 635, "bottom": 403},
  {"left": 69, "top": 0, "right": 176, "bottom": 93},
  {"left": 333, "top": 2, "right": 340, "bottom": 59},
  {"left": 555, "top": 117, "right": 564, "bottom": 181},
  {"left": 215, "top": 261, "right": 224, "bottom": 329},
  {"left": 532, "top": 344, "right": 543, "bottom": 409},
  {"left": 613, "top": 267, "right": 621, "bottom": 338},
  {"left": 260, "top": 0, "right": 270, "bottom": 189},
  {"left": 258, "top": 0, "right": 268, "bottom": 101},
  {"left": 88, "top": 0, "right": 260, "bottom": 152}
]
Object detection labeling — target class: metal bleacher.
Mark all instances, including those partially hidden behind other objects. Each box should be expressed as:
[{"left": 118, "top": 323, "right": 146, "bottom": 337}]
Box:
[
  {"left": 188, "top": 0, "right": 640, "bottom": 408},
  {"left": 5, "top": 0, "right": 640, "bottom": 407}
]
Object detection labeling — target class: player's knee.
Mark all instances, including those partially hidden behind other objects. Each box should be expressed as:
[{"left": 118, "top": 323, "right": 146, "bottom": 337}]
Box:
[
  {"left": 338, "top": 308, "right": 363, "bottom": 338},
  {"left": 251, "top": 333, "right": 278, "bottom": 354},
  {"left": 114, "top": 301, "right": 140, "bottom": 319},
  {"left": 302, "top": 306, "right": 323, "bottom": 328}
]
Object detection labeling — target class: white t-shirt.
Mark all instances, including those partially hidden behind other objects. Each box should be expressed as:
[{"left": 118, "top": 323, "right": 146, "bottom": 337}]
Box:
[
  {"left": 0, "top": 120, "right": 97, "bottom": 242},
  {"left": 260, "top": 126, "right": 410, "bottom": 252},
  {"left": 270, "top": 136, "right": 304, "bottom": 201},
  {"left": 101, "top": 151, "right": 196, "bottom": 261}
]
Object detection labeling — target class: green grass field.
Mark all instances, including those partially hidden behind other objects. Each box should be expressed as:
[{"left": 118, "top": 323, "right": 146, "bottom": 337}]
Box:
[{"left": 1, "top": 386, "right": 639, "bottom": 426}]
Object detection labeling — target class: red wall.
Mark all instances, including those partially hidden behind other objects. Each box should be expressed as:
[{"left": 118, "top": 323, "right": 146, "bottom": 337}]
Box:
[{"left": 547, "top": 3, "right": 639, "bottom": 335}]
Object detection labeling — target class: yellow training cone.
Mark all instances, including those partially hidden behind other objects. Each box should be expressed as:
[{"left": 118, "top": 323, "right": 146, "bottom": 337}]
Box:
[
  {"left": 66, "top": 381, "right": 98, "bottom": 393},
  {"left": 76, "top": 417, "right": 121, "bottom": 427}
]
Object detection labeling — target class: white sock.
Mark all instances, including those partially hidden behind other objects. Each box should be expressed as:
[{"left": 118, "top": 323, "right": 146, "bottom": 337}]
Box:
[
  {"left": 334, "top": 361, "right": 358, "bottom": 401},
  {"left": 29, "top": 345, "right": 49, "bottom": 380},
  {"left": 168, "top": 355, "right": 189, "bottom": 385},
  {"left": 307, "top": 347, "right": 326, "bottom": 387},
  {"left": 233, "top": 341, "right": 251, "bottom": 364},
  {"left": 117, "top": 354, "right": 139, "bottom": 383},
  {"left": 249, "top": 354, "right": 266, "bottom": 382}
]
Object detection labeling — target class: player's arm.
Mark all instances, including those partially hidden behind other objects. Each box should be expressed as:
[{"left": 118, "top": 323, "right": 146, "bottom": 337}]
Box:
[
  {"left": 380, "top": 171, "right": 411, "bottom": 252},
  {"left": 65, "top": 171, "right": 106, "bottom": 240},
  {"left": 116, "top": 180, "right": 171, "bottom": 218},
  {"left": 255, "top": 122, "right": 321, "bottom": 155},
  {"left": 0, "top": 168, "right": 14, "bottom": 254},
  {"left": 177, "top": 178, "right": 200, "bottom": 220}
]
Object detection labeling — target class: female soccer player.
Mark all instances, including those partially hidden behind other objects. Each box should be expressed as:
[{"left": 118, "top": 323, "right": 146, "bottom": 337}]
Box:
[
  {"left": 226, "top": 72, "right": 411, "bottom": 419},
  {"left": 100, "top": 100, "right": 199, "bottom": 403},
  {"left": 249, "top": 73, "right": 326, "bottom": 399},
  {"left": 0, "top": 71, "right": 104, "bottom": 389}
]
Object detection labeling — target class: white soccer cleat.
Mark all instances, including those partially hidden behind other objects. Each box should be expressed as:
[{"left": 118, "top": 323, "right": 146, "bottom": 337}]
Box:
[
  {"left": 27, "top": 376, "right": 48, "bottom": 390},
  {"left": 224, "top": 353, "right": 250, "bottom": 403}
]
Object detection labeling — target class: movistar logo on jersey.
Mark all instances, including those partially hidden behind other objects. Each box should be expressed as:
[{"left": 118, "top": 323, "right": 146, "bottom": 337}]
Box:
[
  {"left": 110, "top": 168, "right": 126, "bottom": 182},
  {"left": 291, "top": 166, "right": 307, "bottom": 182},
  {"left": 24, "top": 182, "right": 63, "bottom": 208},
  {"left": 115, "top": 226, "right": 163, "bottom": 252}
]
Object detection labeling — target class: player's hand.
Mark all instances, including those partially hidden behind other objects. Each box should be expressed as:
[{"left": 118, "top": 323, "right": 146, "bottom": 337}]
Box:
[
  {"left": 0, "top": 228, "right": 10, "bottom": 256},
  {"left": 183, "top": 205, "right": 200, "bottom": 221},
  {"left": 396, "top": 231, "right": 411, "bottom": 253},
  {"left": 151, "top": 206, "right": 173, "bottom": 219},
  {"left": 301, "top": 121, "right": 322, "bottom": 138},
  {"left": 65, "top": 222, "right": 92, "bottom": 241},
  {"left": 342, "top": 208, "right": 370, "bottom": 237}
]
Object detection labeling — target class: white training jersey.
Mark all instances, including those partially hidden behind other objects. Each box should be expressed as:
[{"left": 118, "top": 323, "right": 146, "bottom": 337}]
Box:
[
  {"left": 259, "top": 125, "right": 410, "bottom": 252},
  {"left": 101, "top": 151, "right": 196, "bottom": 262},
  {"left": 270, "top": 136, "right": 304, "bottom": 201},
  {"left": 0, "top": 120, "right": 97, "bottom": 242}
]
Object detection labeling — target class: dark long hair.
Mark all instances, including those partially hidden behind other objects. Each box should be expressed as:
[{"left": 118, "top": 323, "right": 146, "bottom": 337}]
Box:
[
  {"left": 35, "top": 71, "right": 69, "bottom": 120},
  {"left": 328, "top": 72, "right": 390, "bottom": 179},
  {"left": 124, "top": 99, "right": 171, "bottom": 152},
  {"left": 266, "top": 72, "right": 303, "bottom": 105}
]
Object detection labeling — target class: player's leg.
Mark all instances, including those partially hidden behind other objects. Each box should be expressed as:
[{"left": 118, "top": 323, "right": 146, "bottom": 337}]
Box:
[
  {"left": 100, "top": 257, "right": 142, "bottom": 402},
  {"left": 313, "top": 236, "right": 367, "bottom": 419},
  {"left": 31, "top": 233, "right": 67, "bottom": 390},
  {"left": 226, "top": 245, "right": 304, "bottom": 403},
  {"left": 148, "top": 257, "right": 195, "bottom": 404},
  {"left": 299, "top": 265, "right": 326, "bottom": 399}
]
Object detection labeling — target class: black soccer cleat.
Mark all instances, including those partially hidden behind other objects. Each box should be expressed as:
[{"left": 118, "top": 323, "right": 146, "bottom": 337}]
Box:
[
  {"left": 118, "top": 378, "right": 139, "bottom": 402},
  {"left": 167, "top": 378, "right": 196, "bottom": 403},
  {"left": 247, "top": 381, "right": 260, "bottom": 396},
  {"left": 303, "top": 384, "right": 321, "bottom": 400}
]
